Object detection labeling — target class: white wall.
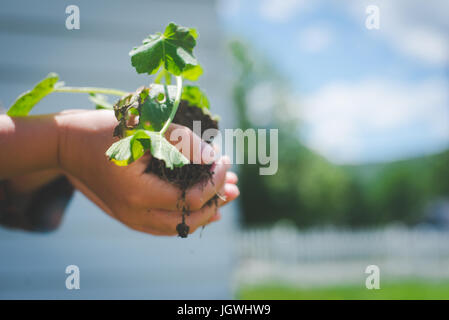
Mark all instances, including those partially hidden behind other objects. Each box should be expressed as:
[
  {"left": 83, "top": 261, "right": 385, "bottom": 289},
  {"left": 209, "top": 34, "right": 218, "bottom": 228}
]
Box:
[{"left": 0, "top": 0, "right": 238, "bottom": 299}]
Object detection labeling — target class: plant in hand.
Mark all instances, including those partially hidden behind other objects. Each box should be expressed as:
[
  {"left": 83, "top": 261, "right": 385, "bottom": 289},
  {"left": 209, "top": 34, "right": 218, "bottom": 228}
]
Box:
[{"left": 7, "top": 23, "right": 220, "bottom": 238}]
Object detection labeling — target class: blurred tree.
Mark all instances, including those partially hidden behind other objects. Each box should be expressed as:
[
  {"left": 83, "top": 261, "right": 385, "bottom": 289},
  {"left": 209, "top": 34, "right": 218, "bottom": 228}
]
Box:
[
  {"left": 230, "top": 40, "right": 353, "bottom": 228},
  {"left": 432, "top": 151, "right": 449, "bottom": 195},
  {"left": 229, "top": 40, "right": 449, "bottom": 229}
]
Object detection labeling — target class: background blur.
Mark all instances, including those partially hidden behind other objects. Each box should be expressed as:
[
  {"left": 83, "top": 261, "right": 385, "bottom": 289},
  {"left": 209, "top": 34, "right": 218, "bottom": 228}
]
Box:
[{"left": 1, "top": 0, "right": 449, "bottom": 299}]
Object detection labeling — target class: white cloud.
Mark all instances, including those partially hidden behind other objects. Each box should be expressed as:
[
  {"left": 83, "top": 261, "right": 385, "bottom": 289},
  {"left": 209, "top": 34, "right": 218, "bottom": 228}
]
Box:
[
  {"left": 395, "top": 27, "right": 449, "bottom": 66},
  {"left": 297, "top": 24, "right": 334, "bottom": 53},
  {"left": 259, "top": 0, "right": 308, "bottom": 23},
  {"left": 294, "top": 78, "right": 449, "bottom": 164},
  {"left": 344, "top": 0, "right": 449, "bottom": 66}
]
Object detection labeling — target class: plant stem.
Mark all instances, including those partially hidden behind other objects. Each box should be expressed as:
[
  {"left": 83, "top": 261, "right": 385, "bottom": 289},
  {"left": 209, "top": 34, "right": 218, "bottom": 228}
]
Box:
[
  {"left": 155, "top": 69, "right": 172, "bottom": 85},
  {"left": 165, "top": 71, "right": 172, "bottom": 85},
  {"left": 54, "top": 86, "right": 128, "bottom": 97},
  {"left": 160, "top": 75, "right": 183, "bottom": 135}
]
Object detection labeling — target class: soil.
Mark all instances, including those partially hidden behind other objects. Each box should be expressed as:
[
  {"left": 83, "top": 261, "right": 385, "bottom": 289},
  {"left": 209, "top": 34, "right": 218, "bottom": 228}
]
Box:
[{"left": 145, "top": 100, "right": 219, "bottom": 237}]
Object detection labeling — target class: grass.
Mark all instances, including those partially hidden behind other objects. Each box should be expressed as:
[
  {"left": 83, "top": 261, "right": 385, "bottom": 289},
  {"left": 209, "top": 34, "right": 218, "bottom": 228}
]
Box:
[{"left": 237, "top": 280, "right": 449, "bottom": 300}]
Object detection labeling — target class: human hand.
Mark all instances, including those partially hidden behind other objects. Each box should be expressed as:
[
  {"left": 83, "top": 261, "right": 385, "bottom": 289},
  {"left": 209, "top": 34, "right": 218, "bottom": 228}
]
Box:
[{"left": 56, "top": 109, "right": 239, "bottom": 236}]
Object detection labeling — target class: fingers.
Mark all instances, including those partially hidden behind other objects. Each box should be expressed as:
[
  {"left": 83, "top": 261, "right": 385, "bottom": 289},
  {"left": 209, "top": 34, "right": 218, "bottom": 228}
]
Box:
[
  {"left": 185, "top": 182, "right": 240, "bottom": 233},
  {"left": 175, "top": 182, "right": 240, "bottom": 235},
  {"left": 124, "top": 182, "right": 239, "bottom": 236},
  {"left": 164, "top": 123, "right": 216, "bottom": 165},
  {"left": 226, "top": 171, "right": 238, "bottom": 184},
  {"left": 219, "top": 183, "right": 240, "bottom": 205},
  {"left": 184, "top": 156, "right": 230, "bottom": 211},
  {"left": 129, "top": 122, "right": 235, "bottom": 212},
  {"left": 134, "top": 156, "right": 231, "bottom": 211}
]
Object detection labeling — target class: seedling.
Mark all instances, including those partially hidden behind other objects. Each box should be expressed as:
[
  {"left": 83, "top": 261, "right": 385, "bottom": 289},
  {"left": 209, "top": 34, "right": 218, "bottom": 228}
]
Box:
[{"left": 7, "top": 23, "right": 219, "bottom": 237}]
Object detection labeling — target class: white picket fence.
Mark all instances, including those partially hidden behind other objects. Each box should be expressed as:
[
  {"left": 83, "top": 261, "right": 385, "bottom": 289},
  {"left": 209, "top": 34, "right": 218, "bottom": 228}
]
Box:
[{"left": 233, "top": 224, "right": 449, "bottom": 287}]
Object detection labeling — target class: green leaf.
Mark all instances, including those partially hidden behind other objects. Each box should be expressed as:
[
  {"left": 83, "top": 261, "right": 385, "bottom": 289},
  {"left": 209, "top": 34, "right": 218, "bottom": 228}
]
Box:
[
  {"left": 106, "top": 129, "right": 189, "bottom": 169},
  {"left": 105, "top": 135, "right": 134, "bottom": 166},
  {"left": 130, "top": 130, "right": 152, "bottom": 161},
  {"left": 181, "top": 85, "right": 210, "bottom": 110},
  {"left": 89, "top": 93, "right": 114, "bottom": 110},
  {"left": 144, "top": 130, "right": 189, "bottom": 169},
  {"left": 138, "top": 84, "right": 177, "bottom": 131},
  {"left": 105, "top": 131, "right": 149, "bottom": 166},
  {"left": 7, "top": 73, "right": 60, "bottom": 116},
  {"left": 182, "top": 64, "right": 203, "bottom": 81},
  {"left": 130, "top": 22, "right": 199, "bottom": 76}
]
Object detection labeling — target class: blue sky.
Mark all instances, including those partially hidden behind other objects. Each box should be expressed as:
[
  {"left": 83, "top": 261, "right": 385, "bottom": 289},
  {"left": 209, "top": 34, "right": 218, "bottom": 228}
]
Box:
[{"left": 217, "top": 0, "right": 449, "bottom": 164}]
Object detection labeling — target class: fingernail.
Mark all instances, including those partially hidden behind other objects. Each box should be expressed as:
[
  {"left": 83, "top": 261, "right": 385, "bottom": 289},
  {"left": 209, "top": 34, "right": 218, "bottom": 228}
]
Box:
[{"left": 225, "top": 183, "right": 240, "bottom": 199}]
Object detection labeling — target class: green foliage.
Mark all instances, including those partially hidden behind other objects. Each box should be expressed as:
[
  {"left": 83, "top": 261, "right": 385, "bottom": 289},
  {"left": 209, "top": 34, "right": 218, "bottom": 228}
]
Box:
[
  {"left": 181, "top": 85, "right": 210, "bottom": 110},
  {"left": 110, "top": 82, "right": 185, "bottom": 166},
  {"left": 432, "top": 151, "right": 449, "bottom": 195},
  {"left": 7, "top": 22, "right": 212, "bottom": 170},
  {"left": 111, "top": 22, "right": 211, "bottom": 168},
  {"left": 7, "top": 73, "right": 61, "bottom": 116},
  {"left": 105, "top": 135, "right": 135, "bottom": 166},
  {"left": 139, "top": 84, "right": 178, "bottom": 131},
  {"left": 238, "top": 281, "right": 449, "bottom": 300},
  {"left": 230, "top": 40, "right": 449, "bottom": 229},
  {"left": 106, "top": 129, "right": 189, "bottom": 169},
  {"left": 143, "top": 130, "right": 190, "bottom": 169},
  {"left": 111, "top": 22, "right": 212, "bottom": 168},
  {"left": 347, "top": 151, "right": 449, "bottom": 226},
  {"left": 182, "top": 64, "right": 203, "bottom": 81},
  {"left": 130, "top": 22, "right": 200, "bottom": 76}
]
